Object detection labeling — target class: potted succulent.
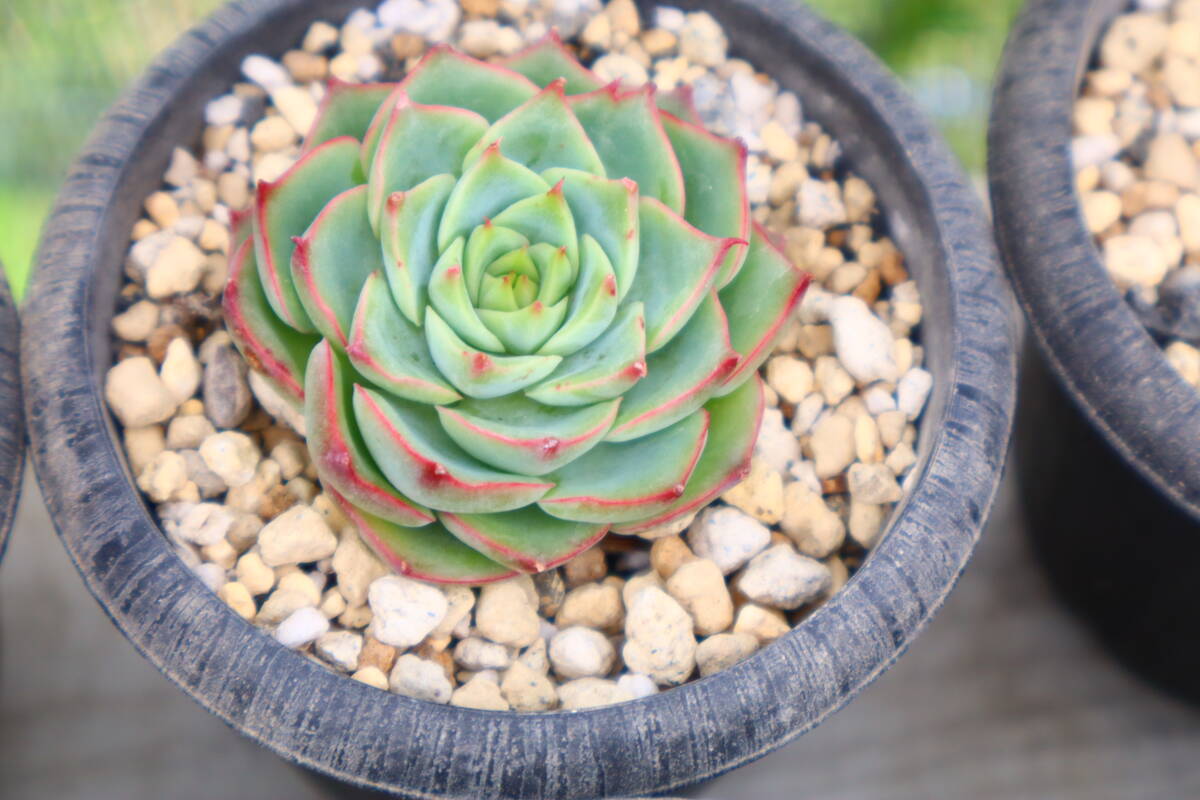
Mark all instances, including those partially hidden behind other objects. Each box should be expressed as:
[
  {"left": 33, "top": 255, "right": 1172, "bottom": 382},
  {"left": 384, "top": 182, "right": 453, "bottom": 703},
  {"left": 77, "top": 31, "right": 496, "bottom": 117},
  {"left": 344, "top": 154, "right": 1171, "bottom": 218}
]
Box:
[
  {"left": 990, "top": 0, "right": 1200, "bottom": 701},
  {"left": 24, "top": 0, "right": 1014, "bottom": 796},
  {"left": 0, "top": 266, "right": 22, "bottom": 563}
]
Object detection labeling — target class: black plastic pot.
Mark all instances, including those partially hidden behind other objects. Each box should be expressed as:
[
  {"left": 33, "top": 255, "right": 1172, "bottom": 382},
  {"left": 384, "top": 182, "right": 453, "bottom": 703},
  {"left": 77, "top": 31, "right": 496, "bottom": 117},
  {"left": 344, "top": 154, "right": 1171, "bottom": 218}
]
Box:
[
  {"left": 0, "top": 267, "right": 22, "bottom": 563},
  {"left": 989, "top": 0, "right": 1200, "bottom": 702},
  {"left": 23, "top": 0, "right": 1015, "bottom": 797}
]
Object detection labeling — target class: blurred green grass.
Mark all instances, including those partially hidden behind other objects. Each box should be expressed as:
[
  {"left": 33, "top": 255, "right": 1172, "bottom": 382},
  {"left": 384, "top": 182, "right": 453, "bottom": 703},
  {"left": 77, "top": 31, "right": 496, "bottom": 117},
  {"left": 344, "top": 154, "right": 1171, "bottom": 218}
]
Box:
[{"left": 0, "top": 0, "right": 1023, "bottom": 300}]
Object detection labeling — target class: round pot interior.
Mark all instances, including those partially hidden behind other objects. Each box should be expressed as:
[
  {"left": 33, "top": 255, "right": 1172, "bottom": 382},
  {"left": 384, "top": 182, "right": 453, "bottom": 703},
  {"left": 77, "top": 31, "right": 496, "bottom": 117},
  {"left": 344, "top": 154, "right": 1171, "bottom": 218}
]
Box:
[
  {"left": 23, "top": 0, "right": 1015, "bottom": 797},
  {"left": 989, "top": 0, "right": 1200, "bottom": 519},
  {"left": 0, "top": 268, "right": 22, "bottom": 563}
]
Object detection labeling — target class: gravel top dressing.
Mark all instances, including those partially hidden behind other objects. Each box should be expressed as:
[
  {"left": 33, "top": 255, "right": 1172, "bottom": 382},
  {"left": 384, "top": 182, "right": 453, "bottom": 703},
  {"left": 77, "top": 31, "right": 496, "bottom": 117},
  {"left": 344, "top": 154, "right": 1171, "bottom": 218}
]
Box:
[{"left": 104, "top": 0, "right": 929, "bottom": 711}]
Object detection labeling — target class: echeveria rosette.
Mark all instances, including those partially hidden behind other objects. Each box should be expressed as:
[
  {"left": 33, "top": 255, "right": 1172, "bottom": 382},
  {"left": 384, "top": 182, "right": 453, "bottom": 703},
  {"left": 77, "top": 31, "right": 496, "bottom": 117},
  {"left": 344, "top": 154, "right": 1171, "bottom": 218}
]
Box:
[{"left": 224, "top": 34, "right": 811, "bottom": 583}]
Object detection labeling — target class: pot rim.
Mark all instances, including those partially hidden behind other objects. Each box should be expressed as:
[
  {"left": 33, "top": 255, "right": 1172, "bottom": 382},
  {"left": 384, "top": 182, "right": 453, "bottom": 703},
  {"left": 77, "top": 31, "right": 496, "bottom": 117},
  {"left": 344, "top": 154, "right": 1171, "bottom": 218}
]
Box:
[
  {"left": 988, "top": 0, "right": 1200, "bottom": 519},
  {"left": 22, "top": 0, "right": 1015, "bottom": 796},
  {"left": 0, "top": 267, "right": 22, "bottom": 564}
]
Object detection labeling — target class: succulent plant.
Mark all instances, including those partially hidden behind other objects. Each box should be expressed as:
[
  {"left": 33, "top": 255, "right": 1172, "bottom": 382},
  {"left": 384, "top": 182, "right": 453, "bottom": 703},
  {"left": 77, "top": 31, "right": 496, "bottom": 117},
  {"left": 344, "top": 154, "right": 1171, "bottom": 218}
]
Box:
[{"left": 224, "top": 34, "right": 810, "bottom": 583}]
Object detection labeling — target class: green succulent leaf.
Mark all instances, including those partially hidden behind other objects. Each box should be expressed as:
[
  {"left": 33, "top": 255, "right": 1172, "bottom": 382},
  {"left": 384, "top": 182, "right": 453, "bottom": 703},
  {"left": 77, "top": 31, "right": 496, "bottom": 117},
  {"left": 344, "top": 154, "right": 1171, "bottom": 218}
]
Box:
[
  {"left": 717, "top": 224, "right": 812, "bottom": 393},
  {"left": 380, "top": 173, "right": 456, "bottom": 326},
  {"left": 462, "top": 80, "right": 606, "bottom": 176},
  {"left": 539, "top": 410, "right": 709, "bottom": 523},
  {"left": 540, "top": 167, "right": 639, "bottom": 301},
  {"left": 537, "top": 235, "right": 619, "bottom": 356},
  {"left": 428, "top": 237, "right": 508, "bottom": 352},
  {"left": 305, "top": 80, "right": 394, "bottom": 154},
  {"left": 254, "top": 137, "right": 359, "bottom": 332},
  {"left": 335, "top": 493, "right": 518, "bottom": 584},
  {"left": 305, "top": 341, "right": 435, "bottom": 527},
  {"left": 440, "top": 506, "right": 608, "bottom": 573},
  {"left": 528, "top": 242, "right": 576, "bottom": 306},
  {"left": 425, "top": 308, "right": 562, "bottom": 399},
  {"left": 224, "top": 239, "right": 318, "bottom": 405},
  {"left": 614, "top": 375, "right": 764, "bottom": 534},
  {"left": 606, "top": 293, "right": 737, "bottom": 442},
  {"left": 463, "top": 223, "right": 529, "bottom": 303},
  {"left": 292, "top": 185, "right": 379, "bottom": 349},
  {"left": 624, "top": 197, "right": 736, "bottom": 353},
  {"left": 353, "top": 384, "right": 555, "bottom": 512},
  {"left": 525, "top": 302, "right": 647, "bottom": 406},
  {"left": 366, "top": 93, "right": 489, "bottom": 232},
  {"left": 569, "top": 84, "right": 686, "bottom": 214},
  {"left": 477, "top": 298, "right": 569, "bottom": 354},
  {"left": 499, "top": 31, "right": 605, "bottom": 95},
  {"left": 400, "top": 44, "right": 540, "bottom": 123},
  {"left": 489, "top": 181, "right": 580, "bottom": 268},
  {"left": 346, "top": 271, "right": 461, "bottom": 405},
  {"left": 436, "top": 395, "right": 619, "bottom": 476},
  {"left": 662, "top": 112, "right": 751, "bottom": 287},
  {"left": 437, "top": 143, "right": 550, "bottom": 250}
]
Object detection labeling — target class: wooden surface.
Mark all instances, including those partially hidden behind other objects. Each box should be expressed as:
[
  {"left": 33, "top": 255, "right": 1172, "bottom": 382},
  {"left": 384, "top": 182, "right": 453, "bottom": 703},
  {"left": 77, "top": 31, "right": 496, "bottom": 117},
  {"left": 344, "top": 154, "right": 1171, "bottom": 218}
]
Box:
[
  {"left": 6, "top": 456, "right": 1200, "bottom": 800},
  {"left": 19, "top": 0, "right": 1015, "bottom": 796}
]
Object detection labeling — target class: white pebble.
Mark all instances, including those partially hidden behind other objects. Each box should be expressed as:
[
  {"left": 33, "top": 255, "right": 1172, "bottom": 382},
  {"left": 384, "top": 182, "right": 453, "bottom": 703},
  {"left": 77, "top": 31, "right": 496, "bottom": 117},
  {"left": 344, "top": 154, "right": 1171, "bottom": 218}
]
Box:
[
  {"left": 390, "top": 654, "right": 453, "bottom": 704},
  {"left": 368, "top": 575, "right": 448, "bottom": 649},
  {"left": 828, "top": 296, "right": 898, "bottom": 384},
  {"left": 549, "top": 626, "right": 616, "bottom": 680},
  {"left": 274, "top": 606, "right": 330, "bottom": 649},
  {"left": 897, "top": 368, "right": 933, "bottom": 419},
  {"left": 736, "top": 544, "right": 831, "bottom": 610},
  {"left": 687, "top": 506, "right": 771, "bottom": 575},
  {"left": 258, "top": 505, "right": 337, "bottom": 566},
  {"left": 242, "top": 55, "right": 291, "bottom": 90}
]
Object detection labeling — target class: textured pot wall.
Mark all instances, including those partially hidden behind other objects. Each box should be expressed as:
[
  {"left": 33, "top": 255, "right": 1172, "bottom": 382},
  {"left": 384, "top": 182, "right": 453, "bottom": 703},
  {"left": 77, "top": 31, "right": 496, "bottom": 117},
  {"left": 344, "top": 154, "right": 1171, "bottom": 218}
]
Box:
[
  {"left": 991, "top": 0, "right": 1200, "bottom": 705},
  {"left": 0, "top": 267, "right": 22, "bottom": 563},
  {"left": 23, "top": 1, "right": 1016, "bottom": 797}
]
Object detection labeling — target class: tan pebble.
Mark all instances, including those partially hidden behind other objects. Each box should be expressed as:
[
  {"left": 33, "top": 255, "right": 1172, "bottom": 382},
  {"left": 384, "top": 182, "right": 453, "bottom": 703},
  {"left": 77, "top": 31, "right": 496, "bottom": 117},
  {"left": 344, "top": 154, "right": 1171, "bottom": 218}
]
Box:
[
  {"left": 721, "top": 459, "right": 784, "bottom": 524},
  {"left": 558, "top": 678, "right": 633, "bottom": 710},
  {"left": 217, "top": 172, "right": 250, "bottom": 209},
  {"left": 1166, "top": 340, "right": 1200, "bottom": 385},
  {"left": 1099, "top": 14, "right": 1167, "bottom": 73},
  {"left": 556, "top": 582, "right": 624, "bottom": 633},
  {"left": 451, "top": 676, "right": 511, "bottom": 711},
  {"left": 200, "top": 539, "right": 237, "bottom": 570},
  {"left": 665, "top": 558, "right": 733, "bottom": 636},
  {"left": 218, "top": 581, "right": 256, "bottom": 620},
  {"left": 476, "top": 577, "right": 541, "bottom": 647},
  {"left": 112, "top": 300, "right": 160, "bottom": 343},
  {"left": 733, "top": 603, "right": 791, "bottom": 643},
  {"left": 695, "top": 632, "right": 759, "bottom": 677},
  {"left": 650, "top": 535, "right": 695, "bottom": 579},
  {"left": 765, "top": 355, "right": 813, "bottom": 404},
  {"left": 278, "top": 570, "right": 321, "bottom": 605},
  {"left": 1104, "top": 234, "right": 1171, "bottom": 289},
  {"left": 131, "top": 219, "right": 159, "bottom": 241},
  {"left": 1086, "top": 67, "right": 1133, "bottom": 96},
  {"left": 282, "top": 49, "right": 328, "bottom": 83},
  {"left": 391, "top": 32, "right": 426, "bottom": 61},
  {"left": 1165, "top": 54, "right": 1200, "bottom": 107},
  {"left": 761, "top": 120, "right": 799, "bottom": 162},
  {"left": 358, "top": 636, "right": 398, "bottom": 674},
  {"left": 563, "top": 547, "right": 607, "bottom": 587},
  {"left": 1082, "top": 190, "right": 1123, "bottom": 233},
  {"left": 339, "top": 604, "right": 373, "bottom": 629},
  {"left": 885, "top": 441, "right": 918, "bottom": 476},
  {"left": 642, "top": 28, "right": 677, "bottom": 56},
  {"left": 1147, "top": 134, "right": 1200, "bottom": 189},
  {"left": 780, "top": 482, "right": 845, "bottom": 558},
  {"left": 848, "top": 500, "right": 888, "bottom": 548},
  {"left": 147, "top": 236, "right": 207, "bottom": 299},
  {"left": 144, "top": 191, "right": 180, "bottom": 228},
  {"left": 1073, "top": 96, "right": 1116, "bottom": 136},
  {"left": 251, "top": 115, "right": 297, "bottom": 153},
  {"left": 501, "top": 661, "right": 558, "bottom": 712},
  {"left": 319, "top": 587, "right": 347, "bottom": 619},
  {"left": 351, "top": 666, "right": 389, "bottom": 691},
  {"left": 124, "top": 425, "right": 165, "bottom": 475},
  {"left": 256, "top": 588, "right": 311, "bottom": 625},
  {"left": 810, "top": 414, "right": 855, "bottom": 479}
]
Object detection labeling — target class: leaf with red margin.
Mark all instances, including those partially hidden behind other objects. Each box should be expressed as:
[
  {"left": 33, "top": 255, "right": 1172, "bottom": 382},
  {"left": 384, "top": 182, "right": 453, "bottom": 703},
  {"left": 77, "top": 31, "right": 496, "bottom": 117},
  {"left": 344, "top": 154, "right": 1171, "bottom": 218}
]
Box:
[
  {"left": 569, "top": 83, "right": 686, "bottom": 214},
  {"left": 425, "top": 308, "right": 561, "bottom": 399},
  {"left": 305, "top": 341, "right": 435, "bottom": 527},
  {"left": 605, "top": 292, "right": 737, "bottom": 442},
  {"left": 346, "top": 271, "right": 461, "bottom": 405},
  {"left": 303, "top": 79, "right": 394, "bottom": 153},
  {"left": 538, "top": 410, "right": 709, "bottom": 524},
  {"left": 291, "top": 185, "right": 379, "bottom": 349},
  {"left": 436, "top": 395, "right": 620, "bottom": 476},
  {"left": 380, "top": 173, "right": 456, "bottom": 327},
  {"left": 353, "top": 384, "right": 555, "bottom": 513},
  {"left": 400, "top": 44, "right": 540, "bottom": 123},
  {"left": 540, "top": 168, "right": 638, "bottom": 302},
  {"left": 524, "top": 302, "right": 647, "bottom": 407},
  {"left": 254, "top": 137, "right": 359, "bottom": 333},
  {"left": 436, "top": 142, "right": 549, "bottom": 251},
  {"left": 498, "top": 30, "right": 605, "bottom": 95},
  {"left": 623, "top": 198, "right": 740, "bottom": 354},
  {"left": 613, "top": 376, "right": 764, "bottom": 534},
  {"left": 223, "top": 239, "right": 318, "bottom": 406},
  {"left": 661, "top": 111, "right": 750, "bottom": 288},
  {"left": 716, "top": 222, "right": 812, "bottom": 394},
  {"left": 440, "top": 506, "right": 608, "bottom": 574},
  {"left": 655, "top": 84, "right": 702, "bottom": 125},
  {"left": 364, "top": 92, "right": 488, "bottom": 232},
  {"left": 331, "top": 490, "right": 517, "bottom": 585},
  {"left": 461, "top": 79, "right": 606, "bottom": 176}
]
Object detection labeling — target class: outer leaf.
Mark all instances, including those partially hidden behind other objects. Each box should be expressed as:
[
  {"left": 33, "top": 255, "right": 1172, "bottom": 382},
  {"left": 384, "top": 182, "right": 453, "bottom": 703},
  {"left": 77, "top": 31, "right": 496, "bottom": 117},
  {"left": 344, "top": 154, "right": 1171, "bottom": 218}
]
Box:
[
  {"left": 366, "top": 92, "right": 489, "bottom": 232},
  {"left": 291, "top": 185, "right": 377, "bottom": 348},
  {"left": 427, "top": 238, "right": 507, "bottom": 352},
  {"left": 537, "top": 235, "right": 619, "bottom": 356},
  {"left": 353, "top": 384, "right": 554, "bottom": 512},
  {"left": 490, "top": 180, "right": 579, "bottom": 267},
  {"left": 224, "top": 239, "right": 318, "bottom": 405},
  {"left": 380, "top": 173, "right": 456, "bottom": 326},
  {"left": 525, "top": 302, "right": 647, "bottom": 406},
  {"left": 498, "top": 31, "right": 605, "bottom": 95},
  {"left": 440, "top": 507, "right": 608, "bottom": 573},
  {"left": 717, "top": 223, "right": 812, "bottom": 393},
  {"left": 662, "top": 112, "right": 751, "bottom": 287},
  {"left": 437, "top": 142, "right": 549, "bottom": 250},
  {"left": 464, "top": 223, "right": 529, "bottom": 303},
  {"left": 333, "top": 492, "right": 518, "bottom": 584},
  {"left": 254, "top": 136, "right": 359, "bottom": 332},
  {"left": 304, "top": 79, "right": 394, "bottom": 153},
  {"left": 569, "top": 83, "right": 686, "bottom": 213},
  {"left": 346, "top": 271, "right": 461, "bottom": 405},
  {"left": 305, "top": 342, "right": 435, "bottom": 527},
  {"left": 400, "top": 44, "right": 540, "bottom": 123},
  {"left": 436, "top": 395, "right": 619, "bottom": 476},
  {"left": 539, "top": 410, "right": 709, "bottom": 523},
  {"left": 462, "top": 80, "right": 606, "bottom": 176},
  {"left": 624, "top": 197, "right": 740, "bottom": 353},
  {"left": 477, "top": 298, "right": 569, "bottom": 354},
  {"left": 425, "top": 308, "right": 561, "bottom": 399},
  {"left": 541, "top": 167, "right": 639, "bottom": 301},
  {"left": 606, "top": 293, "right": 737, "bottom": 442},
  {"left": 614, "top": 376, "right": 764, "bottom": 534}
]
